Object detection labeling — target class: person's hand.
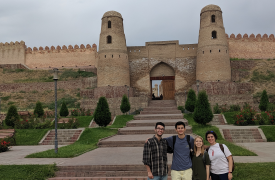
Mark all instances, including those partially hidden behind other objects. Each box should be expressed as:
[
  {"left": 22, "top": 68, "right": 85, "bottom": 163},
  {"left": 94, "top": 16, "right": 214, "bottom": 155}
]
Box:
[
  {"left": 228, "top": 172, "right": 233, "bottom": 180},
  {"left": 145, "top": 138, "right": 149, "bottom": 143},
  {"left": 148, "top": 172, "right": 154, "bottom": 179}
]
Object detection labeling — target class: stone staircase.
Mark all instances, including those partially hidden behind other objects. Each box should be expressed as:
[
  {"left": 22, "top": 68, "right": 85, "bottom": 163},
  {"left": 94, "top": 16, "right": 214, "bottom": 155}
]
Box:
[
  {"left": 222, "top": 128, "right": 267, "bottom": 143},
  {"left": 208, "top": 114, "right": 226, "bottom": 125},
  {"left": 50, "top": 100, "right": 193, "bottom": 180},
  {"left": 39, "top": 129, "right": 84, "bottom": 145}
]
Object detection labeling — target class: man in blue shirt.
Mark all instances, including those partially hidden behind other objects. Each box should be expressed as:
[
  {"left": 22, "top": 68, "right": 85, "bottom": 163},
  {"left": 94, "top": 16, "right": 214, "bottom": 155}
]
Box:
[{"left": 165, "top": 121, "right": 194, "bottom": 180}]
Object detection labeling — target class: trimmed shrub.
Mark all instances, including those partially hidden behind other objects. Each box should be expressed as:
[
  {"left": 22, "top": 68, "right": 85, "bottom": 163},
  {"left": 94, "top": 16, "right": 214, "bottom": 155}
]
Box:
[
  {"left": 5, "top": 105, "right": 20, "bottom": 127},
  {"left": 60, "top": 101, "right": 69, "bottom": 117},
  {"left": 120, "top": 94, "right": 131, "bottom": 114},
  {"left": 229, "top": 105, "right": 241, "bottom": 112},
  {"left": 185, "top": 89, "right": 196, "bottom": 112},
  {"left": 94, "top": 97, "right": 112, "bottom": 127},
  {"left": 259, "top": 90, "right": 269, "bottom": 111},
  {"left": 177, "top": 106, "right": 185, "bottom": 113},
  {"left": 213, "top": 103, "right": 221, "bottom": 114},
  {"left": 34, "top": 101, "right": 44, "bottom": 117},
  {"left": 193, "top": 90, "right": 213, "bottom": 125}
]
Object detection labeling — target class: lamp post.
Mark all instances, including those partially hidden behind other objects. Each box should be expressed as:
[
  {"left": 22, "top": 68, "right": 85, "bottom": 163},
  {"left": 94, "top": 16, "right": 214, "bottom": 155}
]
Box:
[
  {"left": 53, "top": 68, "right": 59, "bottom": 154},
  {"left": 196, "top": 80, "right": 201, "bottom": 95}
]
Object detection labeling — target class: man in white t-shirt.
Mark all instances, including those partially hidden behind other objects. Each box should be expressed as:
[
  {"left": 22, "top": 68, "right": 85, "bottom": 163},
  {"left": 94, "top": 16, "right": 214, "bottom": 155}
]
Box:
[{"left": 206, "top": 131, "right": 233, "bottom": 180}]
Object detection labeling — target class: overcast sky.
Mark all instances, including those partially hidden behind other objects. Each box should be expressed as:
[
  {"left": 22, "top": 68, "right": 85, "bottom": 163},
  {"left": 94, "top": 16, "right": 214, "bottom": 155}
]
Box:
[{"left": 0, "top": 0, "right": 274, "bottom": 49}]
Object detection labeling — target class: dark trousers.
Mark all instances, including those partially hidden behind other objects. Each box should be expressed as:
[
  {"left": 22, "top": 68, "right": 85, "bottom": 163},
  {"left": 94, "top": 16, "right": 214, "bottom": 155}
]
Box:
[{"left": 210, "top": 172, "right": 228, "bottom": 180}]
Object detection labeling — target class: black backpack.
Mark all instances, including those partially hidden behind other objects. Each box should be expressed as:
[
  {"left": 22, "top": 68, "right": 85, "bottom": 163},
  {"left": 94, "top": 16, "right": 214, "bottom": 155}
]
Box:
[
  {"left": 206, "top": 144, "right": 235, "bottom": 172},
  {"left": 167, "top": 135, "right": 193, "bottom": 159}
]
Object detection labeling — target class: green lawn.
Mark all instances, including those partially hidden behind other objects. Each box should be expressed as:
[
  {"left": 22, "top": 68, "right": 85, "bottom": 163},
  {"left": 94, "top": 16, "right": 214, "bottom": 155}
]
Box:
[
  {"left": 233, "top": 163, "right": 275, "bottom": 180},
  {"left": 77, "top": 116, "right": 93, "bottom": 127},
  {"left": 0, "top": 164, "right": 57, "bottom": 180},
  {"left": 107, "top": 115, "right": 133, "bottom": 129},
  {"left": 16, "top": 129, "right": 49, "bottom": 145},
  {"left": 259, "top": 126, "right": 275, "bottom": 142},
  {"left": 26, "top": 127, "right": 117, "bottom": 158},
  {"left": 184, "top": 113, "right": 257, "bottom": 156},
  {"left": 223, "top": 111, "right": 238, "bottom": 124}
]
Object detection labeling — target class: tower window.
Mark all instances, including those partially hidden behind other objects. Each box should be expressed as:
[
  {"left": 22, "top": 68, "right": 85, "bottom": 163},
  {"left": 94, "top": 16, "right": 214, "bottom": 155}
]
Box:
[
  {"left": 112, "top": 55, "right": 113, "bottom": 58},
  {"left": 107, "top": 35, "right": 112, "bottom": 44},
  {"left": 105, "top": 55, "right": 106, "bottom": 58},
  {"left": 119, "top": 55, "right": 120, "bottom": 58},
  {"left": 219, "top": 49, "right": 220, "bottom": 52},
  {"left": 211, "top": 15, "right": 215, "bottom": 23},
  {"left": 210, "top": 50, "right": 212, "bottom": 53},
  {"left": 203, "top": 51, "right": 204, "bottom": 54},
  {"left": 212, "top": 31, "right": 217, "bottom": 39},
  {"left": 108, "top": 21, "right": 111, "bottom": 28}
]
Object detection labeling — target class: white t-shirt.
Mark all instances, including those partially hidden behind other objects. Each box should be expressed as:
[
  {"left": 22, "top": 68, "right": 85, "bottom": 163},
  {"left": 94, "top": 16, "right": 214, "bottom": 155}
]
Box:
[{"left": 208, "top": 143, "right": 232, "bottom": 174}]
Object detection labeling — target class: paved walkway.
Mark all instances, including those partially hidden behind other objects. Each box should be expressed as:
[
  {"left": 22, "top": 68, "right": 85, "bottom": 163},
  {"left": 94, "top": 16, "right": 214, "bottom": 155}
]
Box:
[{"left": 0, "top": 145, "right": 68, "bottom": 165}]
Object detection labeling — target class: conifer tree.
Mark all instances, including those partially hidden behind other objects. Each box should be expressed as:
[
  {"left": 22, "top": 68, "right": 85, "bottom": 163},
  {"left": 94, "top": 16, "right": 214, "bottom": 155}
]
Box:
[
  {"left": 94, "top": 97, "right": 112, "bottom": 127},
  {"left": 5, "top": 105, "right": 20, "bottom": 127},
  {"left": 193, "top": 90, "right": 213, "bottom": 125},
  {"left": 60, "top": 101, "right": 69, "bottom": 117},
  {"left": 259, "top": 90, "right": 269, "bottom": 111},
  {"left": 120, "top": 94, "right": 131, "bottom": 114},
  {"left": 185, "top": 89, "right": 197, "bottom": 112},
  {"left": 34, "top": 101, "right": 44, "bottom": 117}
]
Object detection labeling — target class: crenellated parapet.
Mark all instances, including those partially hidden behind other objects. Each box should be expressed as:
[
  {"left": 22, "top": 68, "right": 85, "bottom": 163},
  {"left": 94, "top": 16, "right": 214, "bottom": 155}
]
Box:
[
  {"left": 25, "top": 43, "right": 97, "bottom": 54},
  {"left": 226, "top": 33, "right": 275, "bottom": 42},
  {"left": 226, "top": 33, "right": 275, "bottom": 59},
  {"left": 0, "top": 41, "right": 25, "bottom": 49}
]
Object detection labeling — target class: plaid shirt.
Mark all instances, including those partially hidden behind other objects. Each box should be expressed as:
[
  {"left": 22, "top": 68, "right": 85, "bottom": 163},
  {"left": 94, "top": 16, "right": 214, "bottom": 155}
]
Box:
[{"left": 142, "top": 136, "right": 168, "bottom": 176}]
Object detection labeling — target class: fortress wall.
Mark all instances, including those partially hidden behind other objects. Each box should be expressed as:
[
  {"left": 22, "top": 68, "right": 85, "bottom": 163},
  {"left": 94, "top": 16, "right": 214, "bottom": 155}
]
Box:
[
  {"left": 0, "top": 41, "right": 26, "bottom": 65},
  {"left": 25, "top": 44, "right": 98, "bottom": 69},
  {"left": 177, "top": 44, "right": 198, "bottom": 57},
  {"left": 0, "top": 77, "right": 97, "bottom": 93},
  {"left": 127, "top": 46, "right": 147, "bottom": 59},
  {"left": 227, "top": 33, "right": 275, "bottom": 59},
  {"left": 230, "top": 60, "right": 256, "bottom": 82},
  {"left": 129, "top": 41, "right": 197, "bottom": 95}
]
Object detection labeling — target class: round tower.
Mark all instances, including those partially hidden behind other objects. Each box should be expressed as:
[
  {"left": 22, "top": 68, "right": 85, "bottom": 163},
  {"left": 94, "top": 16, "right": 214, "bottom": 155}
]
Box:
[
  {"left": 97, "top": 11, "right": 130, "bottom": 87},
  {"left": 196, "top": 4, "right": 231, "bottom": 82}
]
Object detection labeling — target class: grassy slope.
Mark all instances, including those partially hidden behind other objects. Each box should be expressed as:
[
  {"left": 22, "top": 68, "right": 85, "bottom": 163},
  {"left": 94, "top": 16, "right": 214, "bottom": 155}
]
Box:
[
  {"left": 223, "top": 112, "right": 238, "bottom": 124},
  {"left": 16, "top": 129, "right": 49, "bottom": 145},
  {"left": 107, "top": 115, "right": 134, "bottom": 129},
  {"left": 26, "top": 128, "right": 117, "bottom": 158},
  {"left": 77, "top": 116, "right": 93, "bottom": 127},
  {"left": 0, "top": 164, "right": 57, "bottom": 180},
  {"left": 184, "top": 113, "right": 256, "bottom": 156},
  {"left": 259, "top": 126, "right": 275, "bottom": 142}
]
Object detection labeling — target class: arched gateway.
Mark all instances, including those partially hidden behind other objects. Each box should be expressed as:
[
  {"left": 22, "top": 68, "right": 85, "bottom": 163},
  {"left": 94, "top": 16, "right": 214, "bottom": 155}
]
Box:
[{"left": 150, "top": 62, "right": 175, "bottom": 100}]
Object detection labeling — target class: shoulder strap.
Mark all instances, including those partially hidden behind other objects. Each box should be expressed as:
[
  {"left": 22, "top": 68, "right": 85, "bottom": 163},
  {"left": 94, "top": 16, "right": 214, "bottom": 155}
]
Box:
[
  {"left": 219, "top": 144, "right": 226, "bottom": 156},
  {"left": 172, "top": 135, "right": 177, "bottom": 149},
  {"left": 186, "top": 135, "right": 191, "bottom": 150},
  {"left": 202, "top": 151, "right": 207, "bottom": 168}
]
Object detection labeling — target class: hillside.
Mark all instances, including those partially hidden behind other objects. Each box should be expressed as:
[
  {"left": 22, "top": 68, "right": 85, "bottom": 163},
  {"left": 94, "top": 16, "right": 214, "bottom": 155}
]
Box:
[{"left": 0, "top": 68, "right": 96, "bottom": 112}]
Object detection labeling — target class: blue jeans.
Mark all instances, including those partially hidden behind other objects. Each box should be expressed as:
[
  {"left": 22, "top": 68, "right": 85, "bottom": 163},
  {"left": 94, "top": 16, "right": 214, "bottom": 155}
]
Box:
[
  {"left": 210, "top": 172, "right": 229, "bottom": 180},
  {"left": 148, "top": 175, "right": 168, "bottom": 180}
]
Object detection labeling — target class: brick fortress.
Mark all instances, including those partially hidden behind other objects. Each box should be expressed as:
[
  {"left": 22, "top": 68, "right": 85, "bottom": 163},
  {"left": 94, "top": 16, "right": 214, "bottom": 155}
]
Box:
[{"left": 1, "top": 4, "right": 274, "bottom": 115}]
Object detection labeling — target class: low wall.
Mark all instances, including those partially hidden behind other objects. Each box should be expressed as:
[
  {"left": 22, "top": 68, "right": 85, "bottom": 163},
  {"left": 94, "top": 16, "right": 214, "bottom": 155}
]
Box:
[
  {"left": 81, "top": 95, "right": 149, "bottom": 116},
  {"left": 0, "top": 77, "right": 97, "bottom": 93},
  {"left": 0, "top": 64, "right": 29, "bottom": 69}
]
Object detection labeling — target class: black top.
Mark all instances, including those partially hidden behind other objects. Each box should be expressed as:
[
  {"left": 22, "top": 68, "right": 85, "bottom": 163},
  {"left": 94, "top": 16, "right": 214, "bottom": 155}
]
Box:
[{"left": 192, "top": 151, "right": 211, "bottom": 180}]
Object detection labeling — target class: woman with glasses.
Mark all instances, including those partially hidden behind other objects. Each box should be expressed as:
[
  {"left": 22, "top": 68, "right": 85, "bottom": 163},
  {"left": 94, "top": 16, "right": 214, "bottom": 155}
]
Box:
[{"left": 205, "top": 131, "right": 233, "bottom": 180}]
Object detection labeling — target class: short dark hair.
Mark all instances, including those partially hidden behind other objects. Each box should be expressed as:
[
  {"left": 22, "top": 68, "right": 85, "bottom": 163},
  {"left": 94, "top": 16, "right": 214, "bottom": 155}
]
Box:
[
  {"left": 205, "top": 131, "right": 218, "bottom": 140},
  {"left": 155, "top": 122, "right": 165, "bottom": 129},
  {"left": 175, "top": 121, "right": 185, "bottom": 129}
]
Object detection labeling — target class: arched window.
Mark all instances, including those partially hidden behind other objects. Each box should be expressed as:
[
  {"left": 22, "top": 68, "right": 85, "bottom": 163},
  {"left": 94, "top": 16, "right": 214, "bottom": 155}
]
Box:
[
  {"left": 108, "top": 21, "right": 111, "bottom": 28},
  {"left": 212, "top": 31, "right": 217, "bottom": 39},
  {"left": 211, "top": 15, "right": 215, "bottom": 23},
  {"left": 107, "top": 36, "right": 112, "bottom": 44}
]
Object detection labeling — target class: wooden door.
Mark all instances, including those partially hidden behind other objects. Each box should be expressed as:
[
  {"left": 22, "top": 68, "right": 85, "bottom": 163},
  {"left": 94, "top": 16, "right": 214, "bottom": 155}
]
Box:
[{"left": 162, "top": 80, "right": 175, "bottom": 100}]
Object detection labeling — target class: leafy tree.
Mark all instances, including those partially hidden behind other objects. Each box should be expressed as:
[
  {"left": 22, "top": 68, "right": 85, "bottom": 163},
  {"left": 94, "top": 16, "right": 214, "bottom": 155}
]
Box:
[
  {"left": 120, "top": 94, "right": 131, "bottom": 114},
  {"left": 193, "top": 90, "right": 213, "bottom": 125},
  {"left": 259, "top": 90, "right": 269, "bottom": 111},
  {"left": 60, "top": 101, "right": 69, "bottom": 117},
  {"left": 185, "top": 89, "right": 196, "bottom": 112},
  {"left": 94, "top": 97, "right": 112, "bottom": 127},
  {"left": 5, "top": 105, "right": 20, "bottom": 127},
  {"left": 34, "top": 101, "right": 44, "bottom": 117}
]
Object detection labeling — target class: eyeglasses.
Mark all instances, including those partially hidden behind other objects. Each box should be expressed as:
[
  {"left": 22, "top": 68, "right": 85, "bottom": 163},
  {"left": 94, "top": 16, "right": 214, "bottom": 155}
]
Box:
[{"left": 156, "top": 128, "right": 165, "bottom": 131}]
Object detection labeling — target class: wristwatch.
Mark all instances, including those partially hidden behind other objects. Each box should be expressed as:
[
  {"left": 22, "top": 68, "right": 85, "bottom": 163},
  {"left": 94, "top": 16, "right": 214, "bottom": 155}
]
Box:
[{"left": 228, "top": 172, "right": 232, "bottom": 173}]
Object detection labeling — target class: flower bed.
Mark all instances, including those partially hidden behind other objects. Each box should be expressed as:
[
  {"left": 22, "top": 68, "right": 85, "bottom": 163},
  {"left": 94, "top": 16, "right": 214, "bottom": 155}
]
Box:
[{"left": 0, "top": 139, "right": 11, "bottom": 152}]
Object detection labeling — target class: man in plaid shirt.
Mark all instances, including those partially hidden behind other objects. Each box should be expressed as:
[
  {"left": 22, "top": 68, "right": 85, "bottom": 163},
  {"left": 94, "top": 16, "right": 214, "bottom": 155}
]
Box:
[{"left": 143, "top": 122, "right": 168, "bottom": 180}]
